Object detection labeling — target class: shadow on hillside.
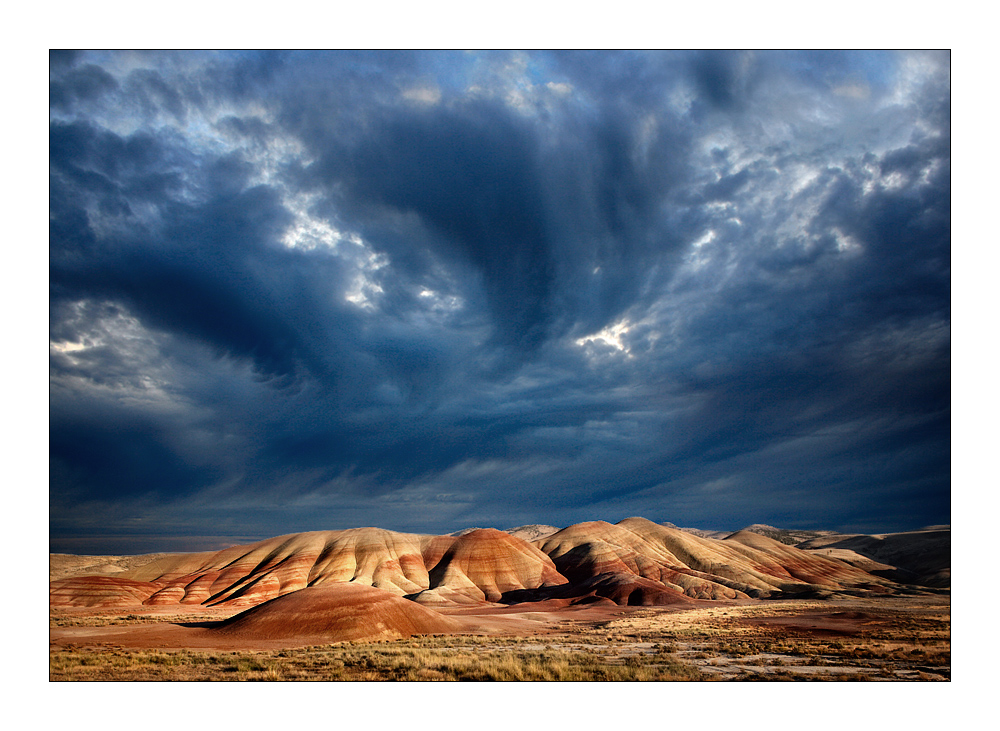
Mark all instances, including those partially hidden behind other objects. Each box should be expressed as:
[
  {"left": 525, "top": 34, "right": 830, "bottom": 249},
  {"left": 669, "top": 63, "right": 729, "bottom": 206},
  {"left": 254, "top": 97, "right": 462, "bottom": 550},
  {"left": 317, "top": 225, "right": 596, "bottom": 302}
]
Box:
[{"left": 176, "top": 620, "right": 227, "bottom": 629}]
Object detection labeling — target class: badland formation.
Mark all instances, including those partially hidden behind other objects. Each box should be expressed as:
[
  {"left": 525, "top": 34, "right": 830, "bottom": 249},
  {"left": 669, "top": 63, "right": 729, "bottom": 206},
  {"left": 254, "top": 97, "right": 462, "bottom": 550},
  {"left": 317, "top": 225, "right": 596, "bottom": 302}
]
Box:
[{"left": 51, "top": 517, "right": 948, "bottom": 658}]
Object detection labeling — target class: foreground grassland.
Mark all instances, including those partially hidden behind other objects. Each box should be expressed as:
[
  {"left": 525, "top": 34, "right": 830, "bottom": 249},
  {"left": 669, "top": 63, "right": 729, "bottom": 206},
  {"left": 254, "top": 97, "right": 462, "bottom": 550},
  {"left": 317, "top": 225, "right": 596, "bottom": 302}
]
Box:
[
  {"left": 50, "top": 639, "right": 699, "bottom": 681},
  {"left": 601, "top": 596, "right": 951, "bottom": 681},
  {"left": 50, "top": 595, "right": 949, "bottom": 681}
]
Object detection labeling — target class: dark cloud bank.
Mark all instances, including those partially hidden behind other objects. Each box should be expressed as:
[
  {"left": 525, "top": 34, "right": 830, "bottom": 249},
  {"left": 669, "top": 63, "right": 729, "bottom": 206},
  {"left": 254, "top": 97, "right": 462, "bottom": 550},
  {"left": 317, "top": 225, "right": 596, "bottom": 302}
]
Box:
[{"left": 50, "top": 51, "right": 950, "bottom": 554}]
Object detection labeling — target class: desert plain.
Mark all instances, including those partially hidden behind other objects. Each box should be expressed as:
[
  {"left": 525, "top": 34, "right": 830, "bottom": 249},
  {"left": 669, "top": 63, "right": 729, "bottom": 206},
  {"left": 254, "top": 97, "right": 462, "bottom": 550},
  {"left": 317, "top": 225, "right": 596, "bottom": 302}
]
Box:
[{"left": 49, "top": 517, "right": 950, "bottom": 681}]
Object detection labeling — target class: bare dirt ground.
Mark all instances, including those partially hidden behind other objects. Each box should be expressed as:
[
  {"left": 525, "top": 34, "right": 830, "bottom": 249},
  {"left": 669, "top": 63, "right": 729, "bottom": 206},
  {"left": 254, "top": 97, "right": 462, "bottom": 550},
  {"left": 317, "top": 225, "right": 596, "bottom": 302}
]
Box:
[{"left": 50, "top": 591, "right": 949, "bottom": 681}]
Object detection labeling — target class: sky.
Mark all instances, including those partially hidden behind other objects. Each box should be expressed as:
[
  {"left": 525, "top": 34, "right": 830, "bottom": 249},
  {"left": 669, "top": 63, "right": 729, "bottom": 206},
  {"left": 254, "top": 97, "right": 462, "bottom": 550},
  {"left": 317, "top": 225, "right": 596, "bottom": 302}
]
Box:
[{"left": 49, "top": 50, "right": 951, "bottom": 554}]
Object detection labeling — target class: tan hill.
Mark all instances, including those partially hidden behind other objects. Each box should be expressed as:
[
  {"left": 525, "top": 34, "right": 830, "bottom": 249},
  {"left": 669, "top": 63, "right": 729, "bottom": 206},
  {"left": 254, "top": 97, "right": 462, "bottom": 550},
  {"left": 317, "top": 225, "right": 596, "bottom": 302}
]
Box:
[
  {"left": 49, "top": 553, "right": 175, "bottom": 582},
  {"left": 797, "top": 528, "right": 950, "bottom": 587},
  {"left": 50, "top": 517, "right": 916, "bottom": 613},
  {"left": 214, "top": 583, "right": 463, "bottom": 643},
  {"left": 721, "top": 528, "right": 890, "bottom": 589},
  {"left": 793, "top": 547, "right": 898, "bottom": 577}
]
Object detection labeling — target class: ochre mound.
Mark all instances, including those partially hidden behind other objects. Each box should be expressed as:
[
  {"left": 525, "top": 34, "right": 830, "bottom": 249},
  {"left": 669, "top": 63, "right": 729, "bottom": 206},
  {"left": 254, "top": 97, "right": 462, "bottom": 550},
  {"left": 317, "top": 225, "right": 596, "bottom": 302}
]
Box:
[{"left": 215, "top": 584, "right": 463, "bottom": 642}]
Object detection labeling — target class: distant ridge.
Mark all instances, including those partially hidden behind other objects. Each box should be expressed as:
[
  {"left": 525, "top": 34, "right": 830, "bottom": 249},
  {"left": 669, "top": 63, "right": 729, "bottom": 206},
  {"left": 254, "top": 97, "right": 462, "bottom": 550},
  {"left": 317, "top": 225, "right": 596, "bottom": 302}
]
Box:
[
  {"left": 660, "top": 522, "right": 731, "bottom": 540},
  {"left": 50, "top": 553, "right": 173, "bottom": 582},
  {"left": 796, "top": 528, "right": 950, "bottom": 587},
  {"left": 450, "top": 525, "right": 560, "bottom": 542},
  {"left": 505, "top": 524, "right": 560, "bottom": 542},
  {"left": 736, "top": 524, "right": 838, "bottom": 546}
]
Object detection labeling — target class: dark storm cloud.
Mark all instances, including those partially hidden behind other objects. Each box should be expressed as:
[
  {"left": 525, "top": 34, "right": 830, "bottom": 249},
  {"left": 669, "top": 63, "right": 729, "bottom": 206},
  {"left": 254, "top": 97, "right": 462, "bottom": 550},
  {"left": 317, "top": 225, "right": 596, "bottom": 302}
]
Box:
[
  {"left": 49, "top": 51, "right": 950, "bottom": 551},
  {"left": 689, "top": 50, "right": 749, "bottom": 109},
  {"left": 50, "top": 63, "right": 119, "bottom": 111},
  {"left": 51, "top": 400, "right": 219, "bottom": 501},
  {"left": 309, "top": 99, "right": 556, "bottom": 351}
]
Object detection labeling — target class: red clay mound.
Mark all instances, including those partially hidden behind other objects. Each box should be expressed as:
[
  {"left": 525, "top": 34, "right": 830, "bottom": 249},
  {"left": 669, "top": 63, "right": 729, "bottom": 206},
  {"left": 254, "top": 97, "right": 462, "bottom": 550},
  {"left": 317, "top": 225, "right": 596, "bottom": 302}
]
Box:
[{"left": 214, "top": 583, "right": 463, "bottom": 643}]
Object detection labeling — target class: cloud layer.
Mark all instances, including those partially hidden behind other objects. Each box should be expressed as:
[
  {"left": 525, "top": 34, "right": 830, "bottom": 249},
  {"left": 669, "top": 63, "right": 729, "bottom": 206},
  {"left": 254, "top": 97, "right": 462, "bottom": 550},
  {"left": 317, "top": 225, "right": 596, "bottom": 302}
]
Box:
[{"left": 50, "top": 51, "right": 950, "bottom": 552}]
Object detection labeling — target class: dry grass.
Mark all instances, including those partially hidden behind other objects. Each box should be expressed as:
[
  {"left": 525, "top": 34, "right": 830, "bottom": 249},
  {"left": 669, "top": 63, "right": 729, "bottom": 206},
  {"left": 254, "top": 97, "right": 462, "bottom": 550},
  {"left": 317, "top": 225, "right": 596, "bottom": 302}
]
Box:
[
  {"left": 50, "top": 594, "right": 949, "bottom": 681},
  {"left": 636, "top": 598, "right": 951, "bottom": 681},
  {"left": 50, "top": 612, "right": 223, "bottom": 628},
  {"left": 49, "top": 640, "right": 700, "bottom": 681}
]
